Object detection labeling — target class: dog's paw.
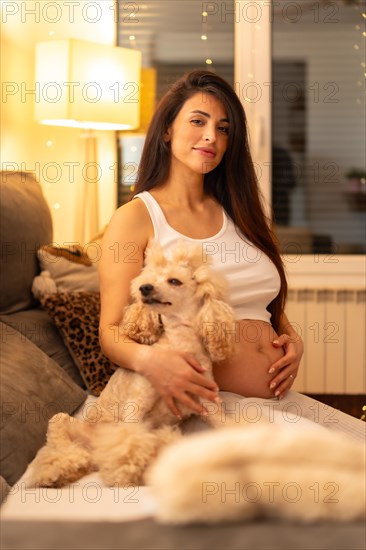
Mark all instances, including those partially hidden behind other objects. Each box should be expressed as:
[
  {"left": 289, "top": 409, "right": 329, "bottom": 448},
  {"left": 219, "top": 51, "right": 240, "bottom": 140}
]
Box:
[
  {"left": 26, "top": 444, "right": 93, "bottom": 488},
  {"left": 134, "top": 332, "right": 159, "bottom": 345},
  {"left": 92, "top": 424, "right": 162, "bottom": 486}
]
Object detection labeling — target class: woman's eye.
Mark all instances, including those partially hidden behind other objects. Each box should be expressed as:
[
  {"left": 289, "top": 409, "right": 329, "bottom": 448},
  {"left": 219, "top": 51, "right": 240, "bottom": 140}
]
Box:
[
  {"left": 218, "top": 126, "right": 229, "bottom": 135},
  {"left": 167, "top": 278, "right": 183, "bottom": 286},
  {"left": 191, "top": 119, "right": 204, "bottom": 126}
]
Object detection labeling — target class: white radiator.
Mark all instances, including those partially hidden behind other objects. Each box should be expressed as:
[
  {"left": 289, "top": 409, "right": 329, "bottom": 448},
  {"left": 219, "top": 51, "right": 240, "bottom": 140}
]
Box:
[{"left": 285, "top": 288, "right": 366, "bottom": 394}]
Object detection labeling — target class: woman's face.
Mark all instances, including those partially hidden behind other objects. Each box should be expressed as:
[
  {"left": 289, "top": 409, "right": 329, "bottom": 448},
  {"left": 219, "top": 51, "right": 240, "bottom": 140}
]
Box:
[{"left": 165, "top": 92, "right": 229, "bottom": 177}]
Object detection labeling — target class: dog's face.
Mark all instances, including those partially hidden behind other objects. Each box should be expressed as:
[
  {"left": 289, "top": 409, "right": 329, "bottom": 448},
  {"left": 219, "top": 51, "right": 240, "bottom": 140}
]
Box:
[
  {"left": 130, "top": 242, "right": 226, "bottom": 317},
  {"left": 131, "top": 260, "right": 199, "bottom": 315}
]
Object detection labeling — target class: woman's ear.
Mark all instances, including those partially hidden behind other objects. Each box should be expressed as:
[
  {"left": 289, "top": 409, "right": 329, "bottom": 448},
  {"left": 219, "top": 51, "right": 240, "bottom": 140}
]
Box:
[{"left": 163, "top": 127, "right": 171, "bottom": 143}]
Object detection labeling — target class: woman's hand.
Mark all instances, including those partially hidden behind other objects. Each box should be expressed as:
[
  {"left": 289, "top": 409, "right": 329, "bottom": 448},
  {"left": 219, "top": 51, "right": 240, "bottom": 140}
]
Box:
[
  {"left": 267, "top": 333, "right": 304, "bottom": 399},
  {"left": 135, "top": 346, "right": 221, "bottom": 418}
]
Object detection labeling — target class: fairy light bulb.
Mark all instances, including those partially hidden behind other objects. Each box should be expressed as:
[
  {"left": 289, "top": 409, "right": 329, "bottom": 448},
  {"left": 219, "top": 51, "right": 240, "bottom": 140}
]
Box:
[
  {"left": 205, "top": 58, "right": 213, "bottom": 65},
  {"left": 201, "top": 35, "right": 207, "bottom": 40}
]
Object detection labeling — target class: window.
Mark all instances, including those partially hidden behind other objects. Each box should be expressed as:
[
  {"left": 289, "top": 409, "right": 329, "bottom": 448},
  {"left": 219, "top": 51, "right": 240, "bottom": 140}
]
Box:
[
  {"left": 272, "top": 0, "right": 365, "bottom": 255},
  {"left": 117, "top": 0, "right": 234, "bottom": 204},
  {"left": 117, "top": 0, "right": 365, "bottom": 258}
]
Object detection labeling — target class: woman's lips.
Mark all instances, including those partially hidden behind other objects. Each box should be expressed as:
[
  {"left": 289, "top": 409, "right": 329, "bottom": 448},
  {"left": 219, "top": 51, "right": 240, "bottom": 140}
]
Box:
[{"left": 193, "top": 147, "right": 216, "bottom": 158}]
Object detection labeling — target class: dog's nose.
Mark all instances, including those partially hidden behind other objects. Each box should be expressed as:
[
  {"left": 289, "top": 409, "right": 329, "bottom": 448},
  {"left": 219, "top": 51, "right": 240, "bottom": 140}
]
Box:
[{"left": 139, "top": 284, "right": 154, "bottom": 297}]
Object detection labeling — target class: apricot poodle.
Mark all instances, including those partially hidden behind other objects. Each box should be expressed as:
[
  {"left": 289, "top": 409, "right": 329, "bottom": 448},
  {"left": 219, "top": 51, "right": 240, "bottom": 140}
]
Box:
[{"left": 26, "top": 242, "right": 236, "bottom": 488}]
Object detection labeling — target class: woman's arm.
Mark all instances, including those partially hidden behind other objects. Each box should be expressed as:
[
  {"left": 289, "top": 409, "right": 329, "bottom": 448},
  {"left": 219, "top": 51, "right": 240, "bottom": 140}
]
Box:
[
  {"left": 267, "top": 311, "right": 304, "bottom": 399},
  {"left": 98, "top": 200, "right": 220, "bottom": 417}
]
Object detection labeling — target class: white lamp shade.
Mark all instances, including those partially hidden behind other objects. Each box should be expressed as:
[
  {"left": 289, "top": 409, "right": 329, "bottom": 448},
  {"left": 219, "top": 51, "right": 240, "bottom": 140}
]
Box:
[{"left": 35, "top": 39, "right": 141, "bottom": 130}]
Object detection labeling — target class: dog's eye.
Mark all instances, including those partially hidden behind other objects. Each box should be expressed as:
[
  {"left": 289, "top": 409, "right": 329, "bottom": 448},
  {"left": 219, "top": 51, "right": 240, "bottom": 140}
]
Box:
[{"left": 167, "top": 278, "right": 183, "bottom": 286}]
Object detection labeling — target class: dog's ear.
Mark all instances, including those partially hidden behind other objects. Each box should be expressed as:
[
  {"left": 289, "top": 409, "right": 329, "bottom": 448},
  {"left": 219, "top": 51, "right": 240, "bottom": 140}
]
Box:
[
  {"left": 192, "top": 259, "right": 235, "bottom": 361},
  {"left": 194, "top": 298, "right": 236, "bottom": 362},
  {"left": 193, "top": 264, "right": 227, "bottom": 302},
  {"left": 120, "top": 302, "right": 163, "bottom": 345}
]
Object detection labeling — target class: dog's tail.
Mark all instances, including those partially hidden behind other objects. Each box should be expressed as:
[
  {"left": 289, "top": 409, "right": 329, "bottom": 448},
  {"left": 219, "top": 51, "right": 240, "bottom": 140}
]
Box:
[{"left": 146, "top": 424, "right": 366, "bottom": 524}]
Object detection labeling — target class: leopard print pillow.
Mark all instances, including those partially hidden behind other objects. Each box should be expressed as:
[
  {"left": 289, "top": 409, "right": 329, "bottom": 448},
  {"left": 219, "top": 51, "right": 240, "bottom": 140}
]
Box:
[{"left": 41, "top": 292, "right": 117, "bottom": 396}]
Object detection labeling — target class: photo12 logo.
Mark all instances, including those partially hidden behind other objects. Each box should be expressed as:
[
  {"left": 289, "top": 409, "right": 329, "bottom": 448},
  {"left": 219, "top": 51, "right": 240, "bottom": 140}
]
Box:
[
  {"left": 0, "top": 2, "right": 137, "bottom": 24},
  {"left": 201, "top": 2, "right": 341, "bottom": 24},
  {"left": 202, "top": 480, "right": 340, "bottom": 504}
]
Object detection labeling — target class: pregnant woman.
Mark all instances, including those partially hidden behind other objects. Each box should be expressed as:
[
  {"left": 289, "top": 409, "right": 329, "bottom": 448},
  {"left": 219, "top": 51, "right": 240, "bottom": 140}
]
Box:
[{"left": 98, "top": 70, "right": 303, "bottom": 419}]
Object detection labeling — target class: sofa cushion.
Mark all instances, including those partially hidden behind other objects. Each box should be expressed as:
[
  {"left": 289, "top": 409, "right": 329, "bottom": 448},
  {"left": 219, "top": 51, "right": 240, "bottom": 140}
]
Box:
[
  {"left": 0, "top": 322, "right": 86, "bottom": 486},
  {"left": 40, "top": 292, "right": 117, "bottom": 396},
  {"left": 0, "top": 172, "right": 53, "bottom": 314},
  {"left": 34, "top": 244, "right": 99, "bottom": 296},
  {"left": 0, "top": 308, "right": 85, "bottom": 388}
]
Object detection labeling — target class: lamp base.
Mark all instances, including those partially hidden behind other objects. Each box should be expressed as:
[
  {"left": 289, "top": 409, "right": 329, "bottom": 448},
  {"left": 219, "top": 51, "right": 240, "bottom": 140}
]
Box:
[{"left": 75, "top": 130, "right": 100, "bottom": 245}]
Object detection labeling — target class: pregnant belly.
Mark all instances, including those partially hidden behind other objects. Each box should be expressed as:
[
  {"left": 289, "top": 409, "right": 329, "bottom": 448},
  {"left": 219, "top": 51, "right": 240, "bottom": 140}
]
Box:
[{"left": 213, "top": 320, "right": 284, "bottom": 399}]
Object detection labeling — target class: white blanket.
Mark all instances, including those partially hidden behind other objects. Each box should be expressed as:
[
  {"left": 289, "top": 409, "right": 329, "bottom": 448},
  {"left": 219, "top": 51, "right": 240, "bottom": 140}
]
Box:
[{"left": 2, "top": 391, "right": 364, "bottom": 523}]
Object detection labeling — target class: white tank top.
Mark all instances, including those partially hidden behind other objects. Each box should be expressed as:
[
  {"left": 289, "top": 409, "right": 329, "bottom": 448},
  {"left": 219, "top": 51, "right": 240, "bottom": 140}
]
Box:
[{"left": 135, "top": 191, "right": 281, "bottom": 323}]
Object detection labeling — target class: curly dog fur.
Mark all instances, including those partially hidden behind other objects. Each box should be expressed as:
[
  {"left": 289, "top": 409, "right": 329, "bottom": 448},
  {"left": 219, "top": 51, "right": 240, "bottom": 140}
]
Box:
[
  {"left": 147, "top": 424, "right": 366, "bottom": 523},
  {"left": 27, "top": 242, "right": 236, "bottom": 488}
]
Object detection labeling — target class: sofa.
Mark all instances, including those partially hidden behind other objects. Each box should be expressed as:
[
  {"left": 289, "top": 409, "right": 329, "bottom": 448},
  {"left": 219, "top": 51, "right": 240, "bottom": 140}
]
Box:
[
  {"left": 1, "top": 172, "right": 365, "bottom": 550},
  {"left": 0, "top": 171, "right": 94, "bottom": 498}
]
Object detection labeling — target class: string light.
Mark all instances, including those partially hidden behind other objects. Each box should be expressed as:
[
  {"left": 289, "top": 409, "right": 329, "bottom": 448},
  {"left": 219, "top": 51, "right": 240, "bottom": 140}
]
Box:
[
  {"left": 201, "top": 8, "right": 213, "bottom": 67},
  {"left": 352, "top": 4, "right": 366, "bottom": 105},
  {"left": 129, "top": 35, "right": 136, "bottom": 41}
]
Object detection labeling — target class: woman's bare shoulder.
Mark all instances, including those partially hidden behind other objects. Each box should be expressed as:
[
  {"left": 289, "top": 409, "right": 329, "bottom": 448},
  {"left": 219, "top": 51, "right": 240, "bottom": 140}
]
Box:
[
  {"left": 103, "top": 197, "right": 153, "bottom": 246},
  {"left": 98, "top": 199, "right": 152, "bottom": 324}
]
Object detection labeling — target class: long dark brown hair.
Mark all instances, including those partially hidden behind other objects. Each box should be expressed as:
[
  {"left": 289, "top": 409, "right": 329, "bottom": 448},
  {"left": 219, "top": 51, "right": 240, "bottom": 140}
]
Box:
[{"left": 132, "top": 70, "right": 287, "bottom": 332}]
